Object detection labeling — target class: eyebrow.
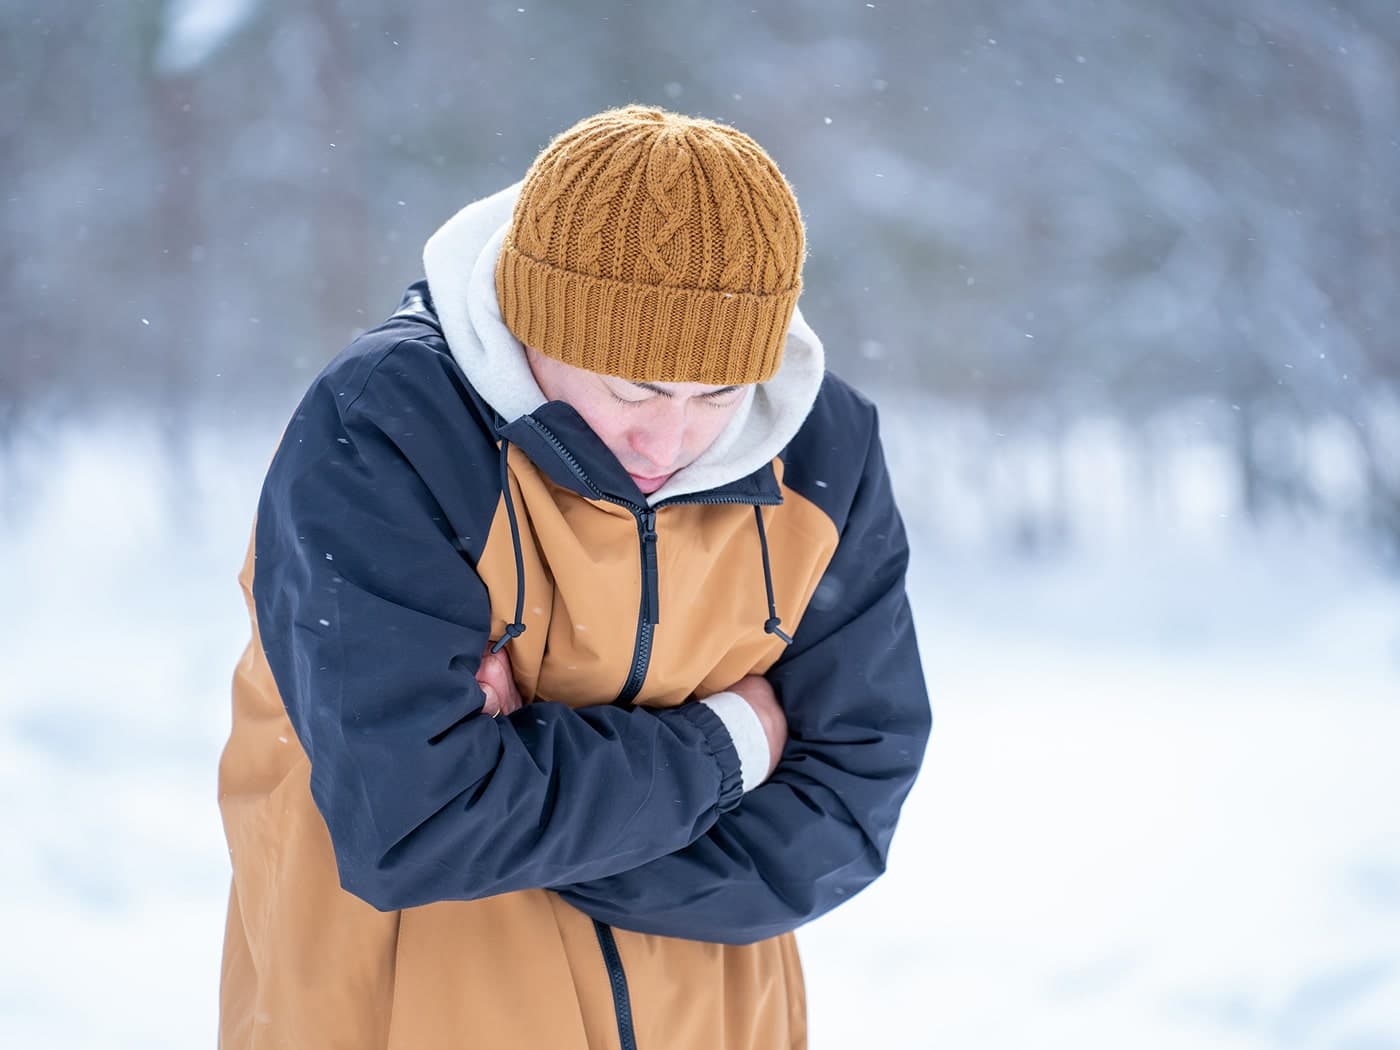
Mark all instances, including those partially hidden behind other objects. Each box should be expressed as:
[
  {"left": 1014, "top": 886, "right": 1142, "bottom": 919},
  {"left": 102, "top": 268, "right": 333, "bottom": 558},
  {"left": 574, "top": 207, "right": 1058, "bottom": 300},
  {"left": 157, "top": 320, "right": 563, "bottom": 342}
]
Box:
[{"left": 629, "top": 382, "right": 743, "bottom": 400}]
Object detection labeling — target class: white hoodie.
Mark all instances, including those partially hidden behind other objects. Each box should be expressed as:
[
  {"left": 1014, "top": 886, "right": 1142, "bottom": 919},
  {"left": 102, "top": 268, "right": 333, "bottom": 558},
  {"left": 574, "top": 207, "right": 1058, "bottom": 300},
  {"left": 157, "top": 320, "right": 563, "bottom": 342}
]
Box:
[{"left": 422, "top": 181, "right": 827, "bottom": 505}]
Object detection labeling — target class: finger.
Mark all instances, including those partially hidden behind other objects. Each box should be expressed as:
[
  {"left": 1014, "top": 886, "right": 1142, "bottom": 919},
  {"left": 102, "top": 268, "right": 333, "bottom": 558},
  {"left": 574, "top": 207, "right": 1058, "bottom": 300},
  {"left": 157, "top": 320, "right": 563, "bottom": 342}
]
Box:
[
  {"left": 476, "top": 655, "right": 504, "bottom": 686},
  {"left": 477, "top": 650, "right": 522, "bottom": 713},
  {"left": 487, "top": 663, "right": 517, "bottom": 712},
  {"left": 494, "top": 672, "right": 522, "bottom": 714},
  {"left": 480, "top": 683, "right": 500, "bottom": 717}
]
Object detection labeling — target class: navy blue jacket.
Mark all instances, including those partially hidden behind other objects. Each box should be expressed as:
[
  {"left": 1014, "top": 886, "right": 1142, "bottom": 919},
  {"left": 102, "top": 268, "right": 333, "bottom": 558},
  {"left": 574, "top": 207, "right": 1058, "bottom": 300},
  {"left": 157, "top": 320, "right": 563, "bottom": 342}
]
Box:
[{"left": 252, "top": 282, "right": 930, "bottom": 944}]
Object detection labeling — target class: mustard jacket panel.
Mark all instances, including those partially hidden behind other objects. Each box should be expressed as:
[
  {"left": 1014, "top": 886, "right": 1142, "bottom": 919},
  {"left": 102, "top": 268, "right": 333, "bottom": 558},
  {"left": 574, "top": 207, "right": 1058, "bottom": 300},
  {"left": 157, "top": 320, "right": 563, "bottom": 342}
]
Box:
[{"left": 219, "top": 283, "right": 929, "bottom": 1049}]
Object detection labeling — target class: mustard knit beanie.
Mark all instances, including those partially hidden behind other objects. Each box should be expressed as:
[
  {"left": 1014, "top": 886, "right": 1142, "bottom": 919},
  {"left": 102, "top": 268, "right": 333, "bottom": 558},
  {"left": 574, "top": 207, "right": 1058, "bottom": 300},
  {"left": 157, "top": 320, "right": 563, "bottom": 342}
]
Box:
[{"left": 495, "top": 105, "right": 805, "bottom": 385}]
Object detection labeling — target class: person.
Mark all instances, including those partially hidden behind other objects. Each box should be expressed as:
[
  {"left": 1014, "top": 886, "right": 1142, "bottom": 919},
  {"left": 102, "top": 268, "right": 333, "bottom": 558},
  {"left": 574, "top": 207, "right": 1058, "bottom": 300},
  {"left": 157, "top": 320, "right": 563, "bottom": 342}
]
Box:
[{"left": 218, "top": 104, "right": 931, "bottom": 1050}]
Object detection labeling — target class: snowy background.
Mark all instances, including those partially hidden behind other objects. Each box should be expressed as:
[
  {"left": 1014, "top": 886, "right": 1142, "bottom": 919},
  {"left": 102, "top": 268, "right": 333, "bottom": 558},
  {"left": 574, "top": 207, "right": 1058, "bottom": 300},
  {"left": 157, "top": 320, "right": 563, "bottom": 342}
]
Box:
[
  {"left": 4, "top": 0, "right": 1399, "bottom": 1046},
  {"left": 2, "top": 407, "right": 1396, "bottom": 1049}
]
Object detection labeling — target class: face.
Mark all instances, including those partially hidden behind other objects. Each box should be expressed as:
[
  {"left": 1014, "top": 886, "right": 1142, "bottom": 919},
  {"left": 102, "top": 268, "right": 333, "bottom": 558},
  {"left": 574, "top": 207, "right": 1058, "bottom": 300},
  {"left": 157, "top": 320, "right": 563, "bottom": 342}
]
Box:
[{"left": 525, "top": 347, "right": 748, "bottom": 495}]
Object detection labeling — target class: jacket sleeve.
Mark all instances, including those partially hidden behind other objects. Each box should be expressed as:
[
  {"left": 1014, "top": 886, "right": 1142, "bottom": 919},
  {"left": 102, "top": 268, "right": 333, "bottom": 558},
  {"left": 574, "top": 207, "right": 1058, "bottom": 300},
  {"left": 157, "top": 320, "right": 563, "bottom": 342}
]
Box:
[
  {"left": 553, "top": 408, "right": 931, "bottom": 944},
  {"left": 254, "top": 354, "right": 745, "bottom": 913}
]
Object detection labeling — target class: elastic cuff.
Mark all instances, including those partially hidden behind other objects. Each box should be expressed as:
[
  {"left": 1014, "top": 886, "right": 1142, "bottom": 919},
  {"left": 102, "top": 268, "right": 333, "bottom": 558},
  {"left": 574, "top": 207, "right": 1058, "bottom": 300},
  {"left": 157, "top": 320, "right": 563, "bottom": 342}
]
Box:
[
  {"left": 667, "top": 702, "right": 746, "bottom": 813},
  {"left": 700, "top": 691, "right": 770, "bottom": 793}
]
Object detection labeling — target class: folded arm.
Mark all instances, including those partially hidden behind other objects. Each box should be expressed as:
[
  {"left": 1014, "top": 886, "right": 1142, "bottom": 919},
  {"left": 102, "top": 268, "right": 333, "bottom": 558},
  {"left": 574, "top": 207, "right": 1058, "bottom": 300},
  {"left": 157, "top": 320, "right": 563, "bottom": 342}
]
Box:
[
  {"left": 553, "top": 408, "right": 932, "bottom": 944},
  {"left": 255, "top": 350, "right": 746, "bottom": 912}
]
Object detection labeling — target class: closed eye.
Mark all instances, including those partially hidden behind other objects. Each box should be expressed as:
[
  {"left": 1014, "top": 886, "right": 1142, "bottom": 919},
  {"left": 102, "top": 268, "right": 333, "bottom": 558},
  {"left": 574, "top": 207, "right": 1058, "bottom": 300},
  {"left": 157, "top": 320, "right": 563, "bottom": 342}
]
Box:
[{"left": 604, "top": 382, "right": 743, "bottom": 407}]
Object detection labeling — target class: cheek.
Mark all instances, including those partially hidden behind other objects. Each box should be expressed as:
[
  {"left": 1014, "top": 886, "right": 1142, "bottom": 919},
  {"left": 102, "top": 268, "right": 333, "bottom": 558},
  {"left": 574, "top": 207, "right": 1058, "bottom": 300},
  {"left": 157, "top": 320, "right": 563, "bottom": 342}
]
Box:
[
  {"left": 589, "top": 409, "right": 656, "bottom": 467},
  {"left": 687, "top": 406, "right": 740, "bottom": 454},
  {"left": 587, "top": 416, "right": 633, "bottom": 460}
]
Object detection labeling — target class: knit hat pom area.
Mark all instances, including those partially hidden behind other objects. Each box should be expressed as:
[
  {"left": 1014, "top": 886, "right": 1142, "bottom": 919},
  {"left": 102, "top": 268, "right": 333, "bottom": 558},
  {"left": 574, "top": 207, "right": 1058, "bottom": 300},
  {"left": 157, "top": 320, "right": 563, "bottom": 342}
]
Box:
[{"left": 495, "top": 104, "right": 806, "bottom": 386}]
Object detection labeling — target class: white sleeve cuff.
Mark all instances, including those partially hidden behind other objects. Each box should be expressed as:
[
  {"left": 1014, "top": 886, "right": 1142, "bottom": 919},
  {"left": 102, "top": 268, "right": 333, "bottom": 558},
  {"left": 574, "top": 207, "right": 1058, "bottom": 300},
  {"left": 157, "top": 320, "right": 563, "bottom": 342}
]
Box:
[{"left": 699, "top": 691, "right": 770, "bottom": 793}]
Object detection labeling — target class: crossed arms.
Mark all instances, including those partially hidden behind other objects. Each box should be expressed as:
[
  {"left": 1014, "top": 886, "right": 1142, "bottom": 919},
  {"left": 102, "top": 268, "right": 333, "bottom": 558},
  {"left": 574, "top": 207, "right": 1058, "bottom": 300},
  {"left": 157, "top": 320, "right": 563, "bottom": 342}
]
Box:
[{"left": 254, "top": 359, "right": 930, "bottom": 945}]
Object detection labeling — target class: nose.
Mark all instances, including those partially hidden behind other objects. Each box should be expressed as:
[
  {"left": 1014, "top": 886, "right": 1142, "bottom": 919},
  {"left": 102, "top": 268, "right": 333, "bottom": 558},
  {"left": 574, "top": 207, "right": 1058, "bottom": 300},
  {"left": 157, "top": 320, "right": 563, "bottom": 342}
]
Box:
[{"left": 628, "top": 418, "right": 686, "bottom": 474}]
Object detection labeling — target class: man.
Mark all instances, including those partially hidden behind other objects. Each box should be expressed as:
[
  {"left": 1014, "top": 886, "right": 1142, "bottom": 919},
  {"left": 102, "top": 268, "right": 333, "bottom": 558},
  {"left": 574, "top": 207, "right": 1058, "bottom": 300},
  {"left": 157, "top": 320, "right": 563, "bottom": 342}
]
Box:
[{"left": 219, "top": 105, "right": 930, "bottom": 1049}]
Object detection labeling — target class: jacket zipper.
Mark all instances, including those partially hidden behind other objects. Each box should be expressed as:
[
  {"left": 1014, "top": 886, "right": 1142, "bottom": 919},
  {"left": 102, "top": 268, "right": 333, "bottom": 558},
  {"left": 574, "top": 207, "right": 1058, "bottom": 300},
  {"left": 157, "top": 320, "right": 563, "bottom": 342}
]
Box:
[
  {"left": 517, "top": 418, "right": 786, "bottom": 1045},
  {"left": 518, "top": 418, "right": 659, "bottom": 705},
  {"left": 517, "top": 418, "right": 784, "bottom": 707},
  {"left": 593, "top": 920, "right": 639, "bottom": 1050},
  {"left": 613, "top": 495, "right": 785, "bottom": 703},
  {"left": 616, "top": 509, "right": 659, "bottom": 705}
]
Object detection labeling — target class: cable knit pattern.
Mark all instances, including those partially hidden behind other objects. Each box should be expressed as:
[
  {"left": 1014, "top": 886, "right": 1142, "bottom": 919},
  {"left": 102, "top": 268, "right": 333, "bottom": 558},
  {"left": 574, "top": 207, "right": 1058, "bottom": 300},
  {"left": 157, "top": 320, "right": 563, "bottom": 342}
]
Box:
[{"left": 495, "top": 105, "right": 805, "bottom": 385}]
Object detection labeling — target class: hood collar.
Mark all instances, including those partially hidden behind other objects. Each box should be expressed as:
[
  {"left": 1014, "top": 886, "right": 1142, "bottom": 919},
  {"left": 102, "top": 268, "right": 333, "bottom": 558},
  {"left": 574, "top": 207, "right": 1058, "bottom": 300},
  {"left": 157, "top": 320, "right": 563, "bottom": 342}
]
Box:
[
  {"left": 422, "top": 181, "right": 825, "bottom": 505},
  {"left": 496, "top": 404, "right": 783, "bottom": 508}
]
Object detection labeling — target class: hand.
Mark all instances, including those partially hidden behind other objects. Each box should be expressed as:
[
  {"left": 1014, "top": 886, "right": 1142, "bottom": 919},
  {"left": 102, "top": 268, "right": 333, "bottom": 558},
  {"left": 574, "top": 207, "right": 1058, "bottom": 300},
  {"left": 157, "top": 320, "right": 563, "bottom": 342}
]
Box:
[
  {"left": 476, "top": 642, "right": 524, "bottom": 717},
  {"left": 725, "top": 674, "right": 787, "bottom": 778}
]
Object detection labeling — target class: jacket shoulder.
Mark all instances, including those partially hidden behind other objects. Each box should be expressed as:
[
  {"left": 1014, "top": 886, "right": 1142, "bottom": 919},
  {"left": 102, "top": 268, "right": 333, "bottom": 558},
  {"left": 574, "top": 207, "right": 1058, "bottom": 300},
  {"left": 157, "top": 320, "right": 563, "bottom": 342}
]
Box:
[
  {"left": 267, "top": 297, "right": 501, "bottom": 536},
  {"left": 316, "top": 313, "right": 471, "bottom": 415},
  {"left": 780, "top": 371, "right": 881, "bottom": 532},
  {"left": 287, "top": 291, "right": 493, "bottom": 447}
]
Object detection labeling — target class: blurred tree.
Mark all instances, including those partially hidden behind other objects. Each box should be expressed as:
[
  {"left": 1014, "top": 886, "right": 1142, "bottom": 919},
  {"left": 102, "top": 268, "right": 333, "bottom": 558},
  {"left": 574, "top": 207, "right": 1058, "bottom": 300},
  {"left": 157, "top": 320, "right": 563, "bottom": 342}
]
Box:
[{"left": 3, "top": 0, "right": 1396, "bottom": 557}]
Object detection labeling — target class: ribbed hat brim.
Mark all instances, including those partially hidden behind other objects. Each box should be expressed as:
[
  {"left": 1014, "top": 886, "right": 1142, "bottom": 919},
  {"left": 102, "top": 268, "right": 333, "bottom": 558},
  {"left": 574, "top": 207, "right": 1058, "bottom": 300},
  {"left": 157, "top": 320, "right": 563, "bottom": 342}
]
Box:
[{"left": 496, "top": 238, "right": 800, "bottom": 386}]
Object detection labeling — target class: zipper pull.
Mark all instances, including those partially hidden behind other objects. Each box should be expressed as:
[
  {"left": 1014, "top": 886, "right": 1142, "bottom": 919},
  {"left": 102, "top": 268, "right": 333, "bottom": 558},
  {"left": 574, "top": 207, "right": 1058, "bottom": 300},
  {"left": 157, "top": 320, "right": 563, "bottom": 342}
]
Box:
[{"left": 640, "top": 511, "right": 660, "bottom": 627}]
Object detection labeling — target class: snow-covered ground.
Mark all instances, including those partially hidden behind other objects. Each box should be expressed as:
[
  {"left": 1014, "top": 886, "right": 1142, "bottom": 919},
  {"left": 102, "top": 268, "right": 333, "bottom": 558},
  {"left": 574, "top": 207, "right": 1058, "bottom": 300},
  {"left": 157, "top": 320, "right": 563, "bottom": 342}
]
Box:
[{"left": 2, "top": 412, "right": 1397, "bottom": 1049}]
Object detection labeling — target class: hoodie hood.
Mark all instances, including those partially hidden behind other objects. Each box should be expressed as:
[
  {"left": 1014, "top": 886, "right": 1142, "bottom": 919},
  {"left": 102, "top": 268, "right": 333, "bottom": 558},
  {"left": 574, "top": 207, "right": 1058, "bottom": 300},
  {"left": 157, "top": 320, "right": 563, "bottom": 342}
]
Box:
[{"left": 422, "top": 181, "right": 826, "bottom": 505}]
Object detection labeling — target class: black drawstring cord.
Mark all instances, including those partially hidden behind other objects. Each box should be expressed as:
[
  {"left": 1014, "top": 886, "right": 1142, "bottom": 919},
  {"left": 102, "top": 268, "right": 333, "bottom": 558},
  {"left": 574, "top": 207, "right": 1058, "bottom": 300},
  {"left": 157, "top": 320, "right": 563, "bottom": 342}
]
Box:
[
  {"left": 491, "top": 437, "right": 528, "bottom": 654},
  {"left": 491, "top": 431, "right": 780, "bottom": 652},
  {"left": 753, "top": 505, "right": 793, "bottom": 645}
]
